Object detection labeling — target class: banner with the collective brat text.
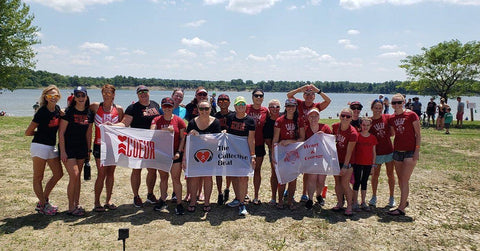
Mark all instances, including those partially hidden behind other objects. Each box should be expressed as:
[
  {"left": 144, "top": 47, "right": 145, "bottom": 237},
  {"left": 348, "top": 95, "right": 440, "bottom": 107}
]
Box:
[
  {"left": 100, "top": 125, "right": 174, "bottom": 171},
  {"left": 185, "top": 133, "right": 253, "bottom": 177},
  {"left": 274, "top": 132, "right": 340, "bottom": 184}
]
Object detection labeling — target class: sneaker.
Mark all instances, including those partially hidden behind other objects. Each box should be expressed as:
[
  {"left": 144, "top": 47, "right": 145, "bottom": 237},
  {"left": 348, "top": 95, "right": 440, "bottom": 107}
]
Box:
[
  {"left": 171, "top": 192, "right": 177, "bottom": 202},
  {"left": 361, "top": 202, "right": 371, "bottom": 212},
  {"left": 388, "top": 196, "right": 396, "bottom": 207},
  {"left": 223, "top": 189, "right": 230, "bottom": 202},
  {"left": 369, "top": 196, "right": 377, "bottom": 207},
  {"left": 316, "top": 195, "right": 325, "bottom": 206},
  {"left": 146, "top": 193, "right": 158, "bottom": 204},
  {"left": 238, "top": 204, "right": 248, "bottom": 216},
  {"left": 300, "top": 195, "right": 309, "bottom": 202},
  {"left": 305, "top": 199, "right": 313, "bottom": 209},
  {"left": 35, "top": 202, "right": 42, "bottom": 211},
  {"left": 175, "top": 204, "right": 185, "bottom": 215},
  {"left": 244, "top": 195, "right": 250, "bottom": 203},
  {"left": 353, "top": 203, "right": 361, "bottom": 212},
  {"left": 39, "top": 203, "right": 57, "bottom": 216},
  {"left": 217, "top": 193, "right": 224, "bottom": 205},
  {"left": 154, "top": 199, "right": 166, "bottom": 211},
  {"left": 227, "top": 199, "right": 240, "bottom": 208},
  {"left": 133, "top": 196, "right": 143, "bottom": 208}
]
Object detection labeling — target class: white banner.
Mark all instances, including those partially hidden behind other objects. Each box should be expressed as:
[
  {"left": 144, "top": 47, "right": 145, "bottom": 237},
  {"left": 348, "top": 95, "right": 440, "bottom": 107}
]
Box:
[
  {"left": 100, "top": 125, "right": 174, "bottom": 171},
  {"left": 185, "top": 133, "right": 253, "bottom": 178},
  {"left": 274, "top": 133, "right": 340, "bottom": 184}
]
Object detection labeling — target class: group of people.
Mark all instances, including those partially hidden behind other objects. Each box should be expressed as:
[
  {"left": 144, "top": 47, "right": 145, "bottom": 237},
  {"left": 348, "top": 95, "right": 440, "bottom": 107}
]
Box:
[{"left": 26, "top": 84, "right": 420, "bottom": 218}]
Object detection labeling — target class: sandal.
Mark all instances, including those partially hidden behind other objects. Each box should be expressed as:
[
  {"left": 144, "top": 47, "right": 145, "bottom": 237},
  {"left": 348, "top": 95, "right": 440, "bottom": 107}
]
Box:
[
  {"left": 67, "top": 207, "right": 85, "bottom": 216},
  {"left": 187, "top": 205, "right": 196, "bottom": 213},
  {"left": 344, "top": 209, "right": 353, "bottom": 216},
  {"left": 104, "top": 203, "right": 117, "bottom": 210},
  {"left": 332, "top": 205, "right": 343, "bottom": 212},
  {"left": 268, "top": 199, "right": 276, "bottom": 206},
  {"left": 388, "top": 208, "right": 405, "bottom": 216},
  {"left": 203, "top": 205, "right": 211, "bottom": 212},
  {"left": 93, "top": 206, "right": 106, "bottom": 212},
  {"left": 252, "top": 198, "right": 261, "bottom": 205}
]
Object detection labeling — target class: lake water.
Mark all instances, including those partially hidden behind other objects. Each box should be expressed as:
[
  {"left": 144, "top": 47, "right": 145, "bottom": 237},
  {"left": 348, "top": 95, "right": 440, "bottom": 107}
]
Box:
[{"left": 1, "top": 89, "right": 478, "bottom": 119}]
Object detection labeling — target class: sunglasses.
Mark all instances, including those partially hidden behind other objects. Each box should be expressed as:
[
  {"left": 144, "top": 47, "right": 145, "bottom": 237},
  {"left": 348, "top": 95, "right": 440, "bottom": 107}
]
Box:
[
  {"left": 198, "top": 107, "right": 210, "bottom": 111},
  {"left": 137, "top": 90, "right": 149, "bottom": 94},
  {"left": 218, "top": 98, "right": 229, "bottom": 102},
  {"left": 269, "top": 106, "right": 280, "bottom": 109},
  {"left": 340, "top": 114, "right": 352, "bottom": 119},
  {"left": 391, "top": 101, "right": 403, "bottom": 105},
  {"left": 162, "top": 104, "right": 173, "bottom": 108},
  {"left": 197, "top": 92, "right": 207, "bottom": 97},
  {"left": 46, "top": 94, "right": 60, "bottom": 99},
  {"left": 236, "top": 103, "right": 246, "bottom": 106},
  {"left": 350, "top": 106, "right": 362, "bottom": 110},
  {"left": 75, "top": 93, "right": 86, "bottom": 98},
  {"left": 102, "top": 91, "right": 114, "bottom": 96},
  {"left": 253, "top": 94, "right": 264, "bottom": 98}
]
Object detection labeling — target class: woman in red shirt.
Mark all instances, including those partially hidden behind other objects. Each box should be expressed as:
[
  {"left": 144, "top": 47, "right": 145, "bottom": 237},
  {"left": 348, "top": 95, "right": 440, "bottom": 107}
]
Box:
[
  {"left": 387, "top": 93, "right": 421, "bottom": 216},
  {"left": 331, "top": 108, "right": 358, "bottom": 216}
]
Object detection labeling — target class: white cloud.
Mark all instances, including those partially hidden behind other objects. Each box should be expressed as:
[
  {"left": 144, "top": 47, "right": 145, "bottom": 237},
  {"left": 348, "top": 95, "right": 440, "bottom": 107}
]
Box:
[
  {"left": 287, "top": 5, "right": 298, "bottom": 10},
  {"left": 222, "top": 0, "right": 281, "bottom": 15},
  {"left": 181, "top": 37, "right": 216, "bottom": 48},
  {"left": 177, "top": 49, "right": 197, "bottom": 57},
  {"left": 246, "top": 54, "right": 274, "bottom": 61},
  {"left": 378, "top": 51, "right": 407, "bottom": 58},
  {"left": 80, "top": 42, "right": 109, "bottom": 53},
  {"left": 379, "top": 44, "right": 399, "bottom": 50},
  {"left": 309, "top": 0, "right": 322, "bottom": 5},
  {"left": 104, "top": 56, "right": 115, "bottom": 61},
  {"left": 204, "top": 50, "right": 217, "bottom": 57},
  {"left": 339, "top": 0, "right": 480, "bottom": 10},
  {"left": 317, "top": 54, "right": 334, "bottom": 61},
  {"left": 133, "top": 49, "right": 146, "bottom": 55},
  {"left": 36, "top": 45, "right": 69, "bottom": 55},
  {"left": 99, "top": 18, "right": 107, "bottom": 22},
  {"left": 204, "top": 0, "right": 227, "bottom": 4},
  {"left": 229, "top": 50, "right": 237, "bottom": 55},
  {"left": 347, "top": 29, "right": 360, "bottom": 35},
  {"left": 29, "top": 0, "right": 122, "bottom": 12},
  {"left": 71, "top": 55, "right": 93, "bottom": 66},
  {"left": 338, "top": 39, "right": 358, "bottom": 49},
  {"left": 35, "top": 32, "right": 44, "bottom": 39},
  {"left": 184, "top": 19, "right": 207, "bottom": 27},
  {"left": 276, "top": 47, "right": 319, "bottom": 60}
]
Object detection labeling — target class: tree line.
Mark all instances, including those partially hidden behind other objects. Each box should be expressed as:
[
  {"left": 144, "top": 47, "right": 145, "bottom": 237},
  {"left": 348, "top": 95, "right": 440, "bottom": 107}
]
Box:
[{"left": 16, "top": 69, "right": 415, "bottom": 94}]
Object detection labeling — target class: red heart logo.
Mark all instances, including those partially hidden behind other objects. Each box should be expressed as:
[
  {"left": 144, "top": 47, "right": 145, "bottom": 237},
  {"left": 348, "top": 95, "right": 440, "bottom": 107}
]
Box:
[
  {"left": 195, "top": 151, "right": 211, "bottom": 163},
  {"left": 118, "top": 135, "right": 127, "bottom": 142}
]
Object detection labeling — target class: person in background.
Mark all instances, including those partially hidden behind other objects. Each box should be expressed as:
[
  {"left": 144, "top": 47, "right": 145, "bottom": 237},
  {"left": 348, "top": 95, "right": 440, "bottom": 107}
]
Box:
[
  {"left": 444, "top": 107, "right": 453, "bottom": 134},
  {"left": 331, "top": 108, "right": 358, "bottom": 216},
  {"left": 185, "top": 87, "right": 212, "bottom": 121},
  {"left": 412, "top": 97, "right": 422, "bottom": 117},
  {"left": 59, "top": 86, "right": 94, "bottom": 216},
  {"left": 33, "top": 101, "right": 40, "bottom": 112},
  {"left": 90, "top": 84, "right": 124, "bottom": 212},
  {"left": 426, "top": 98, "right": 437, "bottom": 127},
  {"left": 436, "top": 98, "right": 448, "bottom": 130},
  {"left": 225, "top": 96, "right": 256, "bottom": 216},
  {"left": 214, "top": 94, "right": 234, "bottom": 205},
  {"left": 369, "top": 99, "right": 396, "bottom": 208},
  {"left": 387, "top": 93, "right": 421, "bottom": 216},
  {"left": 383, "top": 97, "right": 390, "bottom": 114},
  {"left": 210, "top": 92, "right": 217, "bottom": 114},
  {"left": 352, "top": 117, "right": 377, "bottom": 212},
  {"left": 272, "top": 98, "right": 305, "bottom": 210},
  {"left": 25, "top": 85, "right": 64, "bottom": 215},
  {"left": 286, "top": 84, "right": 331, "bottom": 202},
  {"left": 246, "top": 88, "right": 269, "bottom": 205},
  {"left": 184, "top": 101, "right": 222, "bottom": 213},
  {"left": 115, "top": 85, "right": 161, "bottom": 207},
  {"left": 349, "top": 101, "right": 363, "bottom": 131},
  {"left": 67, "top": 93, "right": 74, "bottom": 106},
  {"left": 171, "top": 88, "right": 186, "bottom": 119},
  {"left": 456, "top": 97, "right": 465, "bottom": 128},
  {"left": 405, "top": 98, "right": 413, "bottom": 110},
  {"left": 151, "top": 97, "right": 186, "bottom": 215},
  {"left": 263, "top": 99, "right": 282, "bottom": 206},
  {"left": 304, "top": 108, "right": 332, "bottom": 209}
]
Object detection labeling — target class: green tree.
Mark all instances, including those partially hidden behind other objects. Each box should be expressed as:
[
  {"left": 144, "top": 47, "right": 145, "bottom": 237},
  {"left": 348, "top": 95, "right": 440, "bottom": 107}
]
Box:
[
  {"left": 400, "top": 39, "right": 480, "bottom": 102},
  {"left": 0, "top": 0, "right": 40, "bottom": 90}
]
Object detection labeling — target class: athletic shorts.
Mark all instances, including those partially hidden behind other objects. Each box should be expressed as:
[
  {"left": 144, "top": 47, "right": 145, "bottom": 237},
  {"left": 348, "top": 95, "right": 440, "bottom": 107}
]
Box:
[
  {"left": 30, "top": 143, "right": 59, "bottom": 159},
  {"left": 173, "top": 152, "right": 183, "bottom": 164},
  {"left": 93, "top": 144, "right": 101, "bottom": 159},
  {"left": 444, "top": 123, "right": 451, "bottom": 129},
  {"left": 255, "top": 145, "right": 266, "bottom": 157},
  {"left": 456, "top": 112, "right": 464, "bottom": 120},
  {"left": 375, "top": 153, "right": 393, "bottom": 164},
  {"left": 393, "top": 151, "right": 415, "bottom": 162},
  {"left": 65, "top": 146, "right": 88, "bottom": 160}
]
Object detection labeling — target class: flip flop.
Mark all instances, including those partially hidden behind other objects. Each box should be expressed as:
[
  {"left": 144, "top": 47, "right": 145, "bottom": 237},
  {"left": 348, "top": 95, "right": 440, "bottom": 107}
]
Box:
[
  {"left": 104, "top": 204, "right": 117, "bottom": 210},
  {"left": 331, "top": 205, "right": 343, "bottom": 212},
  {"left": 94, "top": 206, "right": 106, "bottom": 212},
  {"left": 203, "top": 205, "right": 211, "bottom": 212},
  {"left": 344, "top": 209, "right": 353, "bottom": 216},
  {"left": 187, "top": 205, "right": 196, "bottom": 213},
  {"left": 268, "top": 199, "right": 276, "bottom": 206},
  {"left": 388, "top": 208, "right": 405, "bottom": 216},
  {"left": 252, "top": 198, "right": 261, "bottom": 205}
]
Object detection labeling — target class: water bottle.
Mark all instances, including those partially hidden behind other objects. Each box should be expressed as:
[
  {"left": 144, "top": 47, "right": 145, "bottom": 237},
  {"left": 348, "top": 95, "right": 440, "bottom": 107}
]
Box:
[{"left": 84, "top": 159, "right": 91, "bottom": 180}]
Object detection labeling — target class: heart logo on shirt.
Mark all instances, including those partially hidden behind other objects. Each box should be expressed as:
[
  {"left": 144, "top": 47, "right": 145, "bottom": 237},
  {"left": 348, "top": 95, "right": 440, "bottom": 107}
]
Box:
[
  {"left": 194, "top": 149, "right": 213, "bottom": 163},
  {"left": 118, "top": 135, "right": 127, "bottom": 142}
]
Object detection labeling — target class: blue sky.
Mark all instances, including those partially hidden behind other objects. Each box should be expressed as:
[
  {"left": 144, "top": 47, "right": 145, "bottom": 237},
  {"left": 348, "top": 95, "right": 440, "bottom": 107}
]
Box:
[{"left": 27, "top": 0, "right": 480, "bottom": 83}]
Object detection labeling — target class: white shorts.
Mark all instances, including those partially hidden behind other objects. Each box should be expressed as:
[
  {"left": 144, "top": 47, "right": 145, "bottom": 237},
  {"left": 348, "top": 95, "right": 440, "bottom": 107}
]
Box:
[{"left": 30, "top": 143, "right": 59, "bottom": 160}]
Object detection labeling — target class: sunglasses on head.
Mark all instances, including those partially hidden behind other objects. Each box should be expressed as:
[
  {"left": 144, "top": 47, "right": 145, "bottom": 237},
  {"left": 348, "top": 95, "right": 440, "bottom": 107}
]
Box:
[
  {"left": 46, "top": 94, "right": 60, "bottom": 99},
  {"left": 137, "top": 90, "right": 148, "bottom": 94},
  {"left": 391, "top": 101, "right": 403, "bottom": 105},
  {"left": 253, "top": 94, "right": 264, "bottom": 98},
  {"left": 198, "top": 107, "right": 210, "bottom": 111},
  {"left": 197, "top": 92, "right": 207, "bottom": 97},
  {"left": 269, "top": 106, "right": 280, "bottom": 109},
  {"left": 75, "top": 93, "right": 86, "bottom": 98},
  {"left": 340, "top": 114, "right": 352, "bottom": 119}
]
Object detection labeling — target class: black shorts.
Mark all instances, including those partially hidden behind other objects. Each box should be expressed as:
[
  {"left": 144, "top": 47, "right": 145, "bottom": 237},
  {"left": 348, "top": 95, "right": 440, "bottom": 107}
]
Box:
[
  {"left": 173, "top": 152, "right": 183, "bottom": 164},
  {"left": 393, "top": 151, "right": 415, "bottom": 161},
  {"left": 93, "top": 144, "right": 101, "bottom": 159},
  {"left": 65, "top": 146, "right": 88, "bottom": 160},
  {"left": 255, "top": 145, "right": 266, "bottom": 157}
]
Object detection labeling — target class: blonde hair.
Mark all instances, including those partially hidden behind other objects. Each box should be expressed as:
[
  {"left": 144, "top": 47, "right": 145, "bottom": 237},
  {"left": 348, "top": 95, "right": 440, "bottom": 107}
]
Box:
[
  {"left": 39, "top": 85, "right": 61, "bottom": 107},
  {"left": 392, "top": 93, "right": 405, "bottom": 101},
  {"left": 102, "top": 84, "right": 116, "bottom": 93},
  {"left": 268, "top": 99, "right": 280, "bottom": 106},
  {"left": 360, "top": 116, "right": 372, "bottom": 125},
  {"left": 340, "top": 107, "right": 353, "bottom": 116}
]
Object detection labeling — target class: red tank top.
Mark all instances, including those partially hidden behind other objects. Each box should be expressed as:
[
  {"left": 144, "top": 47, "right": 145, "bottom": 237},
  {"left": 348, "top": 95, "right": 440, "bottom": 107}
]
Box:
[{"left": 94, "top": 103, "right": 119, "bottom": 144}]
